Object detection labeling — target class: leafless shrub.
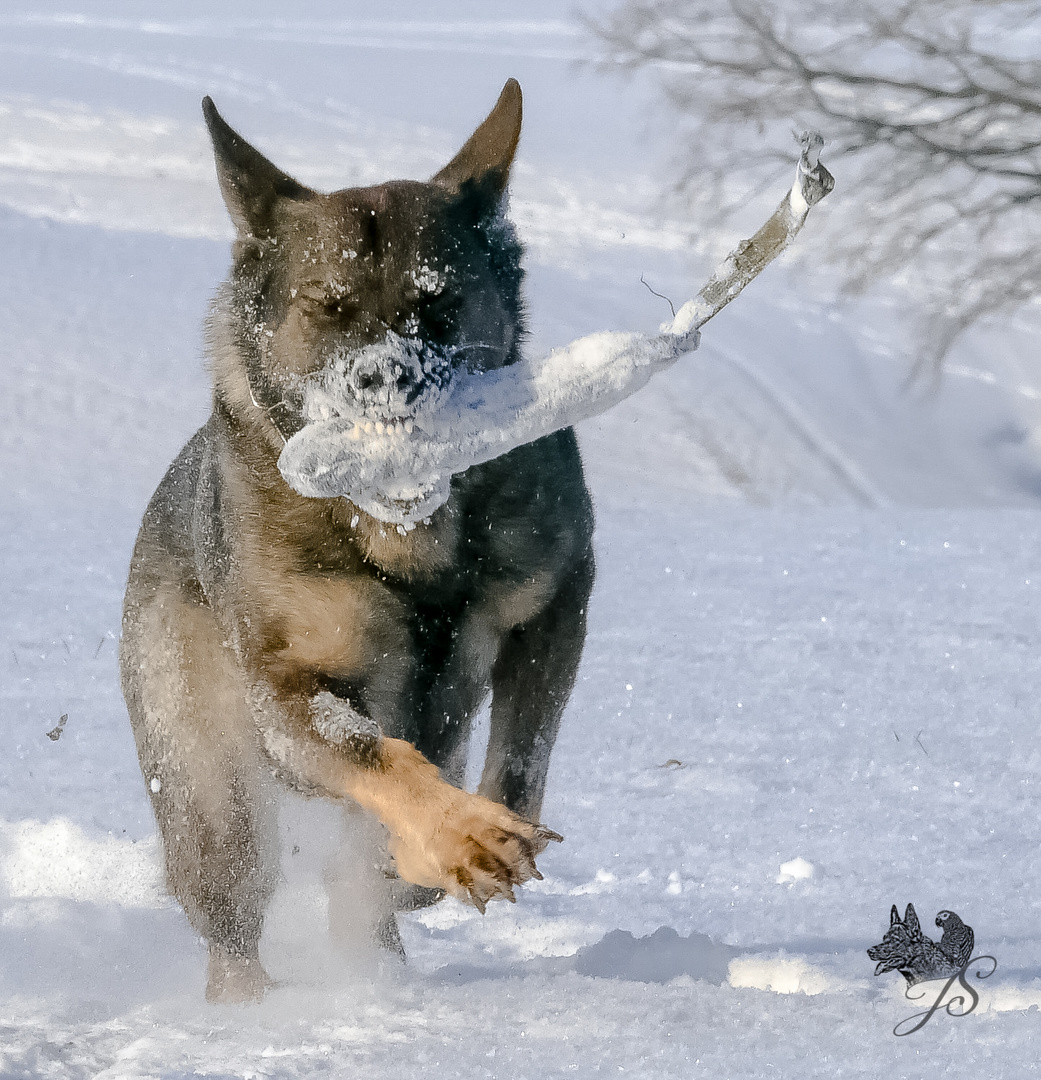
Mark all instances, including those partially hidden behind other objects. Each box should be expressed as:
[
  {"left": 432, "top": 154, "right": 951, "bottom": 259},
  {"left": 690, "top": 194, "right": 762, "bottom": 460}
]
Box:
[{"left": 590, "top": 0, "right": 1041, "bottom": 370}]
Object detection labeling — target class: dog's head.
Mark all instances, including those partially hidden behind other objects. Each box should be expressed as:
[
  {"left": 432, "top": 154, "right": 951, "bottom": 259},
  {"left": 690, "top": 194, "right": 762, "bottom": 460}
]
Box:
[{"left": 205, "top": 81, "right": 524, "bottom": 463}]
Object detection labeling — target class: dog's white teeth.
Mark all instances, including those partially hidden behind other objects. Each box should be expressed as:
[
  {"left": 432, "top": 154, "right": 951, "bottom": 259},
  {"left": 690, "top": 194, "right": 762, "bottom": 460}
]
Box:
[
  {"left": 404, "top": 421, "right": 414, "bottom": 434},
  {"left": 375, "top": 421, "right": 385, "bottom": 435},
  {"left": 349, "top": 424, "right": 362, "bottom": 441},
  {"left": 363, "top": 422, "right": 374, "bottom": 434}
]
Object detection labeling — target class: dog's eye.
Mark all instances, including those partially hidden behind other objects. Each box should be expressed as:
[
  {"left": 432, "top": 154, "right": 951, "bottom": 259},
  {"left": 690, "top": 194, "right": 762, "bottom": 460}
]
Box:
[{"left": 297, "top": 290, "right": 356, "bottom": 322}]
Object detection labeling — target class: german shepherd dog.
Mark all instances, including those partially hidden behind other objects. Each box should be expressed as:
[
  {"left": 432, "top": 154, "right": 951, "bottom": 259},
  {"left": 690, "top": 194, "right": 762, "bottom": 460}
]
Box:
[{"left": 120, "top": 80, "right": 595, "bottom": 1002}]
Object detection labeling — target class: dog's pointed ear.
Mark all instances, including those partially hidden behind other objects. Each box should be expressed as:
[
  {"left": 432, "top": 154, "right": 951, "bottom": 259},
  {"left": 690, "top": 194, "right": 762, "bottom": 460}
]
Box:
[
  {"left": 431, "top": 79, "right": 522, "bottom": 198},
  {"left": 904, "top": 904, "right": 921, "bottom": 935},
  {"left": 202, "top": 97, "right": 310, "bottom": 240}
]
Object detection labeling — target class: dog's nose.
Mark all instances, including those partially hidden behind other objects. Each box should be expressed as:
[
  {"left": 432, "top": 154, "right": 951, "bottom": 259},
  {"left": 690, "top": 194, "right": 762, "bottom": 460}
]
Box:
[
  {"left": 350, "top": 357, "right": 384, "bottom": 393},
  {"left": 351, "top": 360, "right": 416, "bottom": 395},
  {"left": 348, "top": 343, "right": 424, "bottom": 407}
]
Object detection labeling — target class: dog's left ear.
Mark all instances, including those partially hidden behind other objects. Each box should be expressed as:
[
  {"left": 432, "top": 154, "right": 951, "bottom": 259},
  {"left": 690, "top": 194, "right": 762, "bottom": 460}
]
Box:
[
  {"left": 431, "top": 79, "right": 522, "bottom": 200},
  {"left": 203, "top": 96, "right": 311, "bottom": 242}
]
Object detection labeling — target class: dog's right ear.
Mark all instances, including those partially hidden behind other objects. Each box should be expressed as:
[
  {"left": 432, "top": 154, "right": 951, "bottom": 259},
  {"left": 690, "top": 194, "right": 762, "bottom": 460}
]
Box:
[{"left": 202, "top": 97, "right": 311, "bottom": 242}]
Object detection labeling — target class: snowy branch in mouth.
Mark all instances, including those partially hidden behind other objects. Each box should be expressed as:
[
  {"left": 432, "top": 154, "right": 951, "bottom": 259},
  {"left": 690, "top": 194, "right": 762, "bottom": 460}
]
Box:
[{"left": 277, "top": 136, "right": 834, "bottom": 524}]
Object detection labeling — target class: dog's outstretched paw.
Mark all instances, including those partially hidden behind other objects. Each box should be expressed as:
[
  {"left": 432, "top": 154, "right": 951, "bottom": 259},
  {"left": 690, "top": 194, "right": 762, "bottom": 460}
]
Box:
[
  {"left": 446, "top": 815, "right": 563, "bottom": 913},
  {"left": 387, "top": 788, "right": 563, "bottom": 913},
  {"left": 350, "top": 738, "right": 563, "bottom": 913}
]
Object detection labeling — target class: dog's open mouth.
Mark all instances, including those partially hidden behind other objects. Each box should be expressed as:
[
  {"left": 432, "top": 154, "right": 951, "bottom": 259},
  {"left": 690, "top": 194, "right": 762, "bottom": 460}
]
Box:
[
  {"left": 277, "top": 409, "right": 452, "bottom": 524},
  {"left": 321, "top": 415, "right": 416, "bottom": 436}
]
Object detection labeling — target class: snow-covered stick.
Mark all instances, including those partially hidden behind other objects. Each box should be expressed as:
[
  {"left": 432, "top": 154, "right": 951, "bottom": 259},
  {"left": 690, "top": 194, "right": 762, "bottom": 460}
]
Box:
[
  {"left": 278, "top": 135, "right": 835, "bottom": 524},
  {"left": 666, "top": 132, "right": 835, "bottom": 337}
]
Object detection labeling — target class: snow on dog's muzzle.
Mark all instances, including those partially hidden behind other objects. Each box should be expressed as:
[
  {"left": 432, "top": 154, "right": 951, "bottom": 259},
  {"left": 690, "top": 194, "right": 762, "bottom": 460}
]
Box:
[
  {"left": 298, "top": 332, "right": 449, "bottom": 430},
  {"left": 341, "top": 338, "right": 426, "bottom": 416},
  {"left": 277, "top": 331, "right": 455, "bottom": 522}
]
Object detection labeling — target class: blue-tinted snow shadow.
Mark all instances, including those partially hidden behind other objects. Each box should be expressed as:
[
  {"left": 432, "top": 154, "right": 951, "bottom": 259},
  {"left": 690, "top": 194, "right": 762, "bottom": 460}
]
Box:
[
  {"left": 573, "top": 926, "right": 739, "bottom": 983},
  {"left": 431, "top": 926, "right": 870, "bottom": 986},
  {"left": 433, "top": 926, "right": 740, "bottom": 986}
]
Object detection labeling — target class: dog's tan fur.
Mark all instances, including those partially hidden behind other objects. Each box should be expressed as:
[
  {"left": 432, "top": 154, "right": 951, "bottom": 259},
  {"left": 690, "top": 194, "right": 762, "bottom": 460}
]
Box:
[{"left": 120, "top": 81, "right": 594, "bottom": 1002}]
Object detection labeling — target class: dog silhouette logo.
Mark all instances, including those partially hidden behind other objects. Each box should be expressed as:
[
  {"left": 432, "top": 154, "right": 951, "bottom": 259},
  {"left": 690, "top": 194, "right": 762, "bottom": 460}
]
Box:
[{"left": 868, "top": 903, "right": 996, "bottom": 1036}]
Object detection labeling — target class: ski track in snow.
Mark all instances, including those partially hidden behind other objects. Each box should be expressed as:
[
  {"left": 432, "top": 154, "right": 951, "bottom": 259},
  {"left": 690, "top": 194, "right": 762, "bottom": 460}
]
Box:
[
  {"left": 710, "top": 346, "right": 888, "bottom": 509},
  {"left": 4, "top": 3, "right": 1041, "bottom": 1075}
]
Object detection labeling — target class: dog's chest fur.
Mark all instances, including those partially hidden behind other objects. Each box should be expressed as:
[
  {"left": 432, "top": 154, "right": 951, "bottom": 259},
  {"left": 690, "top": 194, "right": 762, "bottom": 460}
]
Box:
[{"left": 208, "top": 407, "right": 588, "bottom": 700}]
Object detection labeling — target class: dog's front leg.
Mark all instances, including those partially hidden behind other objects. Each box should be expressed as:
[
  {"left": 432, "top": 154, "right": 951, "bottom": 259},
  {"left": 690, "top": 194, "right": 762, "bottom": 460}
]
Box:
[{"left": 254, "top": 686, "right": 558, "bottom": 912}]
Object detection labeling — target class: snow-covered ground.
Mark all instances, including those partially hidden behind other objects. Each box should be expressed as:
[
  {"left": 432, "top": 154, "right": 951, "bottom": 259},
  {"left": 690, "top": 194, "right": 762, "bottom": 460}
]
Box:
[{"left": 3, "top": 2, "right": 1041, "bottom": 1076}]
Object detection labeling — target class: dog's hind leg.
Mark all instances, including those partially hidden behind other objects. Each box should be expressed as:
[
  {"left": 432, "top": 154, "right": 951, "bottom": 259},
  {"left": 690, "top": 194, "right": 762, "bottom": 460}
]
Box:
[
  {"left": 122, "top": 584, "right": 278, "bottom": 1003},
  {"left": 480, "top": 550, "right": 595, "bottom": 822}
]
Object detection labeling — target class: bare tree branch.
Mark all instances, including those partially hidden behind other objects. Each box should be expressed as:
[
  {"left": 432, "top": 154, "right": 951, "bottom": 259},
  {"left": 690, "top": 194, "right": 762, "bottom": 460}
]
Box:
[{"left": 589, "top": 0, "right": 1041, "bottom": 367}]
